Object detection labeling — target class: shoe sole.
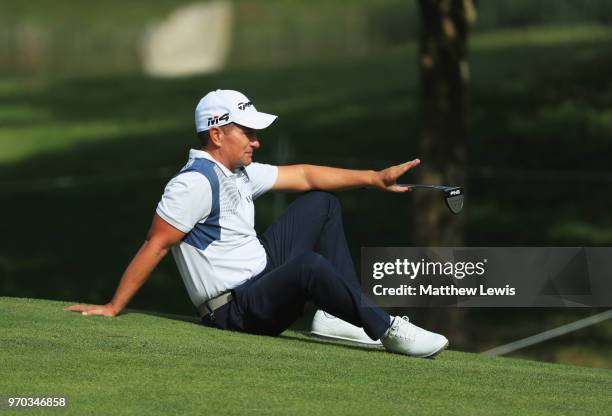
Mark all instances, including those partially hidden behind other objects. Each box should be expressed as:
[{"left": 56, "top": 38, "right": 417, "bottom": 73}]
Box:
[
  {"left": 420, "top": 340, "right": 449, "bottom": 358},
  {"left": 310, "top": 331, "right": 383, "bottom": 346}
]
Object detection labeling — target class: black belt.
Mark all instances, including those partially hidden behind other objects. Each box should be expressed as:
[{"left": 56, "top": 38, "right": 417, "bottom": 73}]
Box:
[{"left": 198, "top": 292, "right": 233, "bottom": 319}]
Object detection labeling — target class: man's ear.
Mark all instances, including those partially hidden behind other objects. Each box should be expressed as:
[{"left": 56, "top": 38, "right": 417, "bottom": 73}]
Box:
[{"left": 209, "top": 126, "right": 223, "bottom": 147}]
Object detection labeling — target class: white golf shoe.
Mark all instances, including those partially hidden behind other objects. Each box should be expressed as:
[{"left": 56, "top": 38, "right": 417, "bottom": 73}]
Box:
[
  {"left": 311, "top": 310, "right": 382, "bottom": 345},
  {"left": 381, "top": 316, "right": 449, "bottom": 358}
]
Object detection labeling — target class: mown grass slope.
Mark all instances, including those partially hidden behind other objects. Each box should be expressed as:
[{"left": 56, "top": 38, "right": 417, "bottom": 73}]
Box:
[{"left": 1, "top": 297, "right": 610, "bottom": 415}]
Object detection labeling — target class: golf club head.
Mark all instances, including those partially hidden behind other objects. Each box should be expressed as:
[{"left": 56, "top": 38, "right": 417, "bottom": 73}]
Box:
[
  {"left": 443, "top": 187, "right": 464, "bottom": 214},
  {"left": 401, "top": 184, "right": 464, "bottom": 214}
]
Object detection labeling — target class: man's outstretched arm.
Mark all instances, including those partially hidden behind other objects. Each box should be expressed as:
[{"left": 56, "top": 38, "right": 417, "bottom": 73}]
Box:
[
  {"left": 64, "top": 214, "right": 186, "bottom": 317},
  {"left": 272, "top": 159, "right": 420, "bottom": 193}
]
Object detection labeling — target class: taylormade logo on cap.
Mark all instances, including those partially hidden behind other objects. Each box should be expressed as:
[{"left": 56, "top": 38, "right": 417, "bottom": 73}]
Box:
[{"left": 195, "top": 89, "right": 278, "bottom": 132}]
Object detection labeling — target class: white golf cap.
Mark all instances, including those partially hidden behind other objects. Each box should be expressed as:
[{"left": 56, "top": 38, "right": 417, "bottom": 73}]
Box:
[{"left": 195, "top": 89, "right": 278, "bottom": 132}]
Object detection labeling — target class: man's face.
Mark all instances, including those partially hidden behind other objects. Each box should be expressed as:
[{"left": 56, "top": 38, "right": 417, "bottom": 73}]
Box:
[{"left": 221, "top": 123, "right": 260, "bottom": 170}]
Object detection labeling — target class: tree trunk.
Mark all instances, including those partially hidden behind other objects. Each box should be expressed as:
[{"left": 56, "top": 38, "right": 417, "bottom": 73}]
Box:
[
  {"left": 415, "top": 0, "right": 475, "bottom": 245},
  {"left": 414, "top": 0, "right": 476, "bottom": 345}
]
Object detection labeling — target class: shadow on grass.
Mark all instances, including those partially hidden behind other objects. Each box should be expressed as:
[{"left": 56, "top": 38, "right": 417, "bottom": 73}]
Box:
[
  {"left": 123, "top": 308, "right": 201, "bottom": 325},
  {"left": 126, "top": 307, "right": 387, "bottom": 355},
  {"left": 280, "top": 332, "right": 386, "bottom": 354}
]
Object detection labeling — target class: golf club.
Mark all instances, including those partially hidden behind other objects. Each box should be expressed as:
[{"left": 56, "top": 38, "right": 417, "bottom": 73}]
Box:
[{"left": 400, "top": 184, "right": 464, "bottom": 214}]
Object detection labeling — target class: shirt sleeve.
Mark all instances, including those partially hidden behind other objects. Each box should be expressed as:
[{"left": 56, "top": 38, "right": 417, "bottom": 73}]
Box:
[
  {"left": 244, "top": 162, "right": 278, "bottom": 199},
  {"left": 155, "top": 171, "right": 212, "bottom": 233}
]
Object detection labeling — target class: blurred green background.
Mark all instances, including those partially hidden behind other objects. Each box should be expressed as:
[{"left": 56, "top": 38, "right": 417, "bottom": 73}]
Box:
[{"left": 1, "top": 0, "right": 611, "bottom": 368}]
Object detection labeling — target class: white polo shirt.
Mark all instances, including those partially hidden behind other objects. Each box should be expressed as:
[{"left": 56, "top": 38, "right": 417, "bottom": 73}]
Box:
[{"left": 156, "top": 149, "right": 278, "bottom": 307}]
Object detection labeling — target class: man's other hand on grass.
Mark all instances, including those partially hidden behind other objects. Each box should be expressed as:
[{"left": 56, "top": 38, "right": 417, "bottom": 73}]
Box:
[{"left": 64, "top": 303, "right": 118, "bottom": 317}]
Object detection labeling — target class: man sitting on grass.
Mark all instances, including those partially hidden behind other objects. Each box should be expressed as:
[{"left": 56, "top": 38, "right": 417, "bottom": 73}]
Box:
[{"left": 65, "top": 89, "right": 448, "bottom": 358}]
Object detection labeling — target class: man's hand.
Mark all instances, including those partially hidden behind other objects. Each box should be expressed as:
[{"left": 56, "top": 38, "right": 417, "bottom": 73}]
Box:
[
  {"left": 64, "top": 303, "right": 118, "bottom": 317},
  {"left": 373, "top": 159, "right": 421, "bottom": 192}
]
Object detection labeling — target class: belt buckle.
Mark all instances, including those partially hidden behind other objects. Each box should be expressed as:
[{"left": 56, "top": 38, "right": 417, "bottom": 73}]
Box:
[{"left": 208, "top": 302, "right": 216, "bottom": 321}]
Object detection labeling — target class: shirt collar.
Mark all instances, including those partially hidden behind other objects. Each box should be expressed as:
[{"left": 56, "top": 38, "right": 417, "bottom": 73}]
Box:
[{"left": 189, "top": 149, "right": 235, "bottom": 177}]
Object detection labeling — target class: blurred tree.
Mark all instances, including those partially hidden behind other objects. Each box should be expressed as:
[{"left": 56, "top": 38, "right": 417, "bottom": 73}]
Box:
[
  {"left": 415, "top": 0, "right": 476, "bottom": 245},
  {"left": 413, "top": 0, "right": 477, "bottom": 345}
]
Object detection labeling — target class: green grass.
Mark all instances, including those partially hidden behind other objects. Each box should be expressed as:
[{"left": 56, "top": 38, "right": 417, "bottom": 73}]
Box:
[
  {"left": 3, "top": 24, "right": 611, "bottom": 169},
  {"left": 3, "top": 0, "right": 612, "bottom": 76},
  {"left": 471, "top": 24, "right": 612, "bottom": 49},
  {"left": 1, "top": 297, "right": 610, "bottom": 415}
]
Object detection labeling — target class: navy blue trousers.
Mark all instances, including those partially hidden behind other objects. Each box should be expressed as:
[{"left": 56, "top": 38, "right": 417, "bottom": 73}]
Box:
[{"left": 202, "top": 191, "right": 391, "bottom": 340}]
